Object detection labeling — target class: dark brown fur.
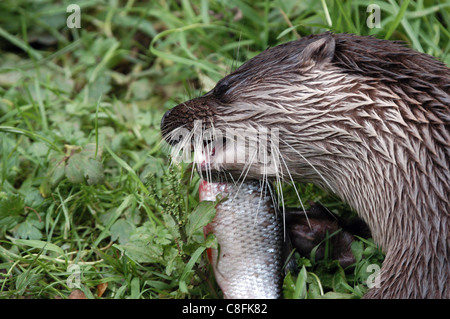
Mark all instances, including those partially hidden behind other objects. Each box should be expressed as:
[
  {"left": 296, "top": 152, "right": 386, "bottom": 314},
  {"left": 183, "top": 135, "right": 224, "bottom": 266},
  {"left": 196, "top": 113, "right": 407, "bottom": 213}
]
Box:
[{"left": 285, "top": 204, "right": 371, "bottom": 269}]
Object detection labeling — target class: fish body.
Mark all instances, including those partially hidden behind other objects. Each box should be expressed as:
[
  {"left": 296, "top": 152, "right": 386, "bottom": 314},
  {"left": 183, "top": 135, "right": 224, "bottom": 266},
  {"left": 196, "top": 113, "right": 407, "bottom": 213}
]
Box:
[{"left": 199, "top": 180, "right": 283, "bottom": 299}]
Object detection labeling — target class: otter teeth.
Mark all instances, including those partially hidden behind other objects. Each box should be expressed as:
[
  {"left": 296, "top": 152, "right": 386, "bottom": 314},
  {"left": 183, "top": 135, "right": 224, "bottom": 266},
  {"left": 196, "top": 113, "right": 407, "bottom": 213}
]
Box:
[{"left": 194, "top": 142, "right": 217, "bottom": 169}]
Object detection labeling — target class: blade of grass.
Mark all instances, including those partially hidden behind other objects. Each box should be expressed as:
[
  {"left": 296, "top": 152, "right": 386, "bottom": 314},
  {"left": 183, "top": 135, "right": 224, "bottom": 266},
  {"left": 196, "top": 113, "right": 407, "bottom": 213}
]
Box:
[
  {"left": 0, "top": 126, "right": 62, "bottom": 154},
  {"left": 34, "top": 78, "right": 48, "bottom": 131},
  {"left": 89, "top": 42, "right": 121, "bottom": 83},
  {"left": 181, "top": 0, "right": 196, "bottom": 23},
  {"left": 150, "top": 24, "right": 226, "bottom": 75},
  {"left": 293, "top": 266, "right": 308, "bottom": 299},
  {"left": 104, "top": 144, "right": 150, "bottom": 196},
  {"left": 335, "top": 0, "right": 356, "bottom": 31},
  {"left": 1, "top": 134, "right": 7, "bottom": 189},
  {"left": 94, "top": 95, "right": 102, "bottom": 160},
  {"left": 321, "top": 0, "right": 332, "bottom": 27},
  {"left": 179, "top": 246, "right": 205, "bottom": 293},
  {"left": 9, "top": 238, "right": 64, "bottom": 256},
  {"left": 200, "top": 0, "right": 210, "bottom": 24},
  {"left": 385, "top": 0, "right": 411, "bottom": 40},
  {"left": 0, "top": 26, "right": 42, "bottom": 61}
]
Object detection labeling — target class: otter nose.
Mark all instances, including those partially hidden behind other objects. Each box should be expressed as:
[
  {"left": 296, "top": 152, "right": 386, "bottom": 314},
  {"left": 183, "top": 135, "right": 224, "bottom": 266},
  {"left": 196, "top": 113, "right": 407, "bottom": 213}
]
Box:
[
  {"left": 160, "top": 108, "right": 172, "bottom": 135},
  {"left": 161, "top": 108, "right": 181, "bottom": 145}
]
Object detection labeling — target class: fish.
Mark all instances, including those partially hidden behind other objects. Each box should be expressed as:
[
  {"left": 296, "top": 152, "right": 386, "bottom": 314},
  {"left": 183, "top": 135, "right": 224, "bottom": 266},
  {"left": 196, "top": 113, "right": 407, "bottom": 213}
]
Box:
[{"left": 199, "top": 179, "right": 284, "bottom": 299}]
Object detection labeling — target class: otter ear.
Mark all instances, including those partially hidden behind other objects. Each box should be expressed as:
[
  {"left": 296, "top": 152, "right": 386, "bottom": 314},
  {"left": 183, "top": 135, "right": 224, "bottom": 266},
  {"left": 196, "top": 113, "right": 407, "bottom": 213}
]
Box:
[{"left": 299, "top": 34, "right": 335, "bottom": 67}]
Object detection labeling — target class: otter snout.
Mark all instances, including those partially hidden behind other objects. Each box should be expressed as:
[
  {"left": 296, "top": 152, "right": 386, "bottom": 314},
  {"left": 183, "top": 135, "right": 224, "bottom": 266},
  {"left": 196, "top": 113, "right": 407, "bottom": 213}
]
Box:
[{"left": 160, "top": 96, "right": 218, "bottom": 146}]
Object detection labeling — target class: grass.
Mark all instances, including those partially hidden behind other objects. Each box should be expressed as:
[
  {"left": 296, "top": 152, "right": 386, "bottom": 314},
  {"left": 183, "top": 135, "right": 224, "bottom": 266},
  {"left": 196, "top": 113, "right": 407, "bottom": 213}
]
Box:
[{"left": 0, "top": 0, "right": 448, "bottom": 299}]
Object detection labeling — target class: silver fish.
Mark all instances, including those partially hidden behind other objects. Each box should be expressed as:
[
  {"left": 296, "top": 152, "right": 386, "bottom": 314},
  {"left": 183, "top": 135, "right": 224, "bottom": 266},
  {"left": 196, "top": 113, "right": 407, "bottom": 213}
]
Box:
[{"left": 199, "top": 179, "right": 284, "bottom": 299}]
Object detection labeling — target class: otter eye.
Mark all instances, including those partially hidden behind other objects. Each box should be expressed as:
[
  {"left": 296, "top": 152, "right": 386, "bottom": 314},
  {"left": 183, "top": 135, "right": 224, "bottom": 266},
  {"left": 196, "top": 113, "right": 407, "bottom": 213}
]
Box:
[{"left": 214, "top": 79, "right": 230, "bottom": 97}]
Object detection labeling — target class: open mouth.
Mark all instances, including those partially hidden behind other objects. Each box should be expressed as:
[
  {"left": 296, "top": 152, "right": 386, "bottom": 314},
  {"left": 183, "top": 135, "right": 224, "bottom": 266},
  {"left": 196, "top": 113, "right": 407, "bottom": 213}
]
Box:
[
  {"left": 166, "top": 123, "right": 280, "bottom": 181},
  {"left": 194, "top": 137, "right": 274, "bottom": 183},
  {"left": 194, "top": 138, "right": 231, "bottom": 180},
  {"left": 194, "top": 136, "right": 260, "bottom": 183}
]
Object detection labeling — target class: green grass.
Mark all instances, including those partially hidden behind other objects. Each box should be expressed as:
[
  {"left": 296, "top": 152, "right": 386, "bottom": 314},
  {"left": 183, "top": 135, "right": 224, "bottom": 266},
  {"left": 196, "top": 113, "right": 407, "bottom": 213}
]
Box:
[{"left": 0, "top": 0, "right": 448, "bottom": 299}]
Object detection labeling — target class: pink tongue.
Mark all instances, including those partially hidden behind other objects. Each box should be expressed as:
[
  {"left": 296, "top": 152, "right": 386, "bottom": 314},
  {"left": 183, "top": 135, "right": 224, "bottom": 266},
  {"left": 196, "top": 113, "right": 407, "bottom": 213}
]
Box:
[{"left": 197, "top": 146, "right": 216, "bottom": 171}]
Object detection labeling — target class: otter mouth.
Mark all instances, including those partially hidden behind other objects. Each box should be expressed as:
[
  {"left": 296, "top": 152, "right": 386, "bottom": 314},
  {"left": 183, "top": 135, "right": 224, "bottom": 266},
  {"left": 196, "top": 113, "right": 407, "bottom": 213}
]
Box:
[
  {"left": 162, "top": 120, "right": 282, "bottom": 183},
  {"left": 192, "top": 133, "right": 279, "bottom": 183},
  {"left": 194, "top": 138, "right": 241, "bottom": 182},
  {"left": 161, "top": 111, "right": 280, "bottom": 181}
]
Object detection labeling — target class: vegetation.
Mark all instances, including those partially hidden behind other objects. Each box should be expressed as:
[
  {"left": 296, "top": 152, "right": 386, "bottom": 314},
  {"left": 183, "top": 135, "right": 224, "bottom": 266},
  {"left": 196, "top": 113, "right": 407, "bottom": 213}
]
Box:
[{"left": 0, "top": 0, "right": 447, "bottom": 299}]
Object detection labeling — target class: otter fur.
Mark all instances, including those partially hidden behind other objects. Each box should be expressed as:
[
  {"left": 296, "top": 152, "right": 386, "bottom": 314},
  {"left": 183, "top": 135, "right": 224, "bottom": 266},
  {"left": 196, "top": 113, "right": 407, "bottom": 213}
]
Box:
[{"left": 161, "top": 32, "right": 450, "bottom": 299}]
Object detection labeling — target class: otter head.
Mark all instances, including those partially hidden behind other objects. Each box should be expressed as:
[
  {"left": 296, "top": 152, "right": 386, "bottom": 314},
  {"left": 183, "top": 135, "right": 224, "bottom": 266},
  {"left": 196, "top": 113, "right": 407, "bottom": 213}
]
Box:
[
  {"left": 161, "top": 33, "right": 408, "bottom": 214},
  {"left": 161, "top": 33, "right": 346, "bottom": 184},
  {"left": 161, "top": 32, "right": 449, "bottom": 298}
]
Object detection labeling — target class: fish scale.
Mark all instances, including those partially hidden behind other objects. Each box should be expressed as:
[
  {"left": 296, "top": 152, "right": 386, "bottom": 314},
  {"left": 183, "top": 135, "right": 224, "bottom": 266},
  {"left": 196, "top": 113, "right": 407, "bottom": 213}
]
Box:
[{"left": 199, "top": 180, "right": 283, "bottom": 299}]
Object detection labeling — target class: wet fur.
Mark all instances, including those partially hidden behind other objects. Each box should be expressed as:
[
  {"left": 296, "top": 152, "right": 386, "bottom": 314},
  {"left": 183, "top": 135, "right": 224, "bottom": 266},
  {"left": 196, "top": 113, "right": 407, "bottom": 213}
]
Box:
[{"left": 161, "top": 33, "right": 450, "bottom": 298}]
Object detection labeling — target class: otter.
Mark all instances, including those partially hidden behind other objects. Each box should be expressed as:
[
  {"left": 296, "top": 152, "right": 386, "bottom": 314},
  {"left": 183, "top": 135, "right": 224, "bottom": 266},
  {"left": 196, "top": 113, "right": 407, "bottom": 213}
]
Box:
[{"left": 160, "top": 32, "right": 449, "bottom": 299}]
